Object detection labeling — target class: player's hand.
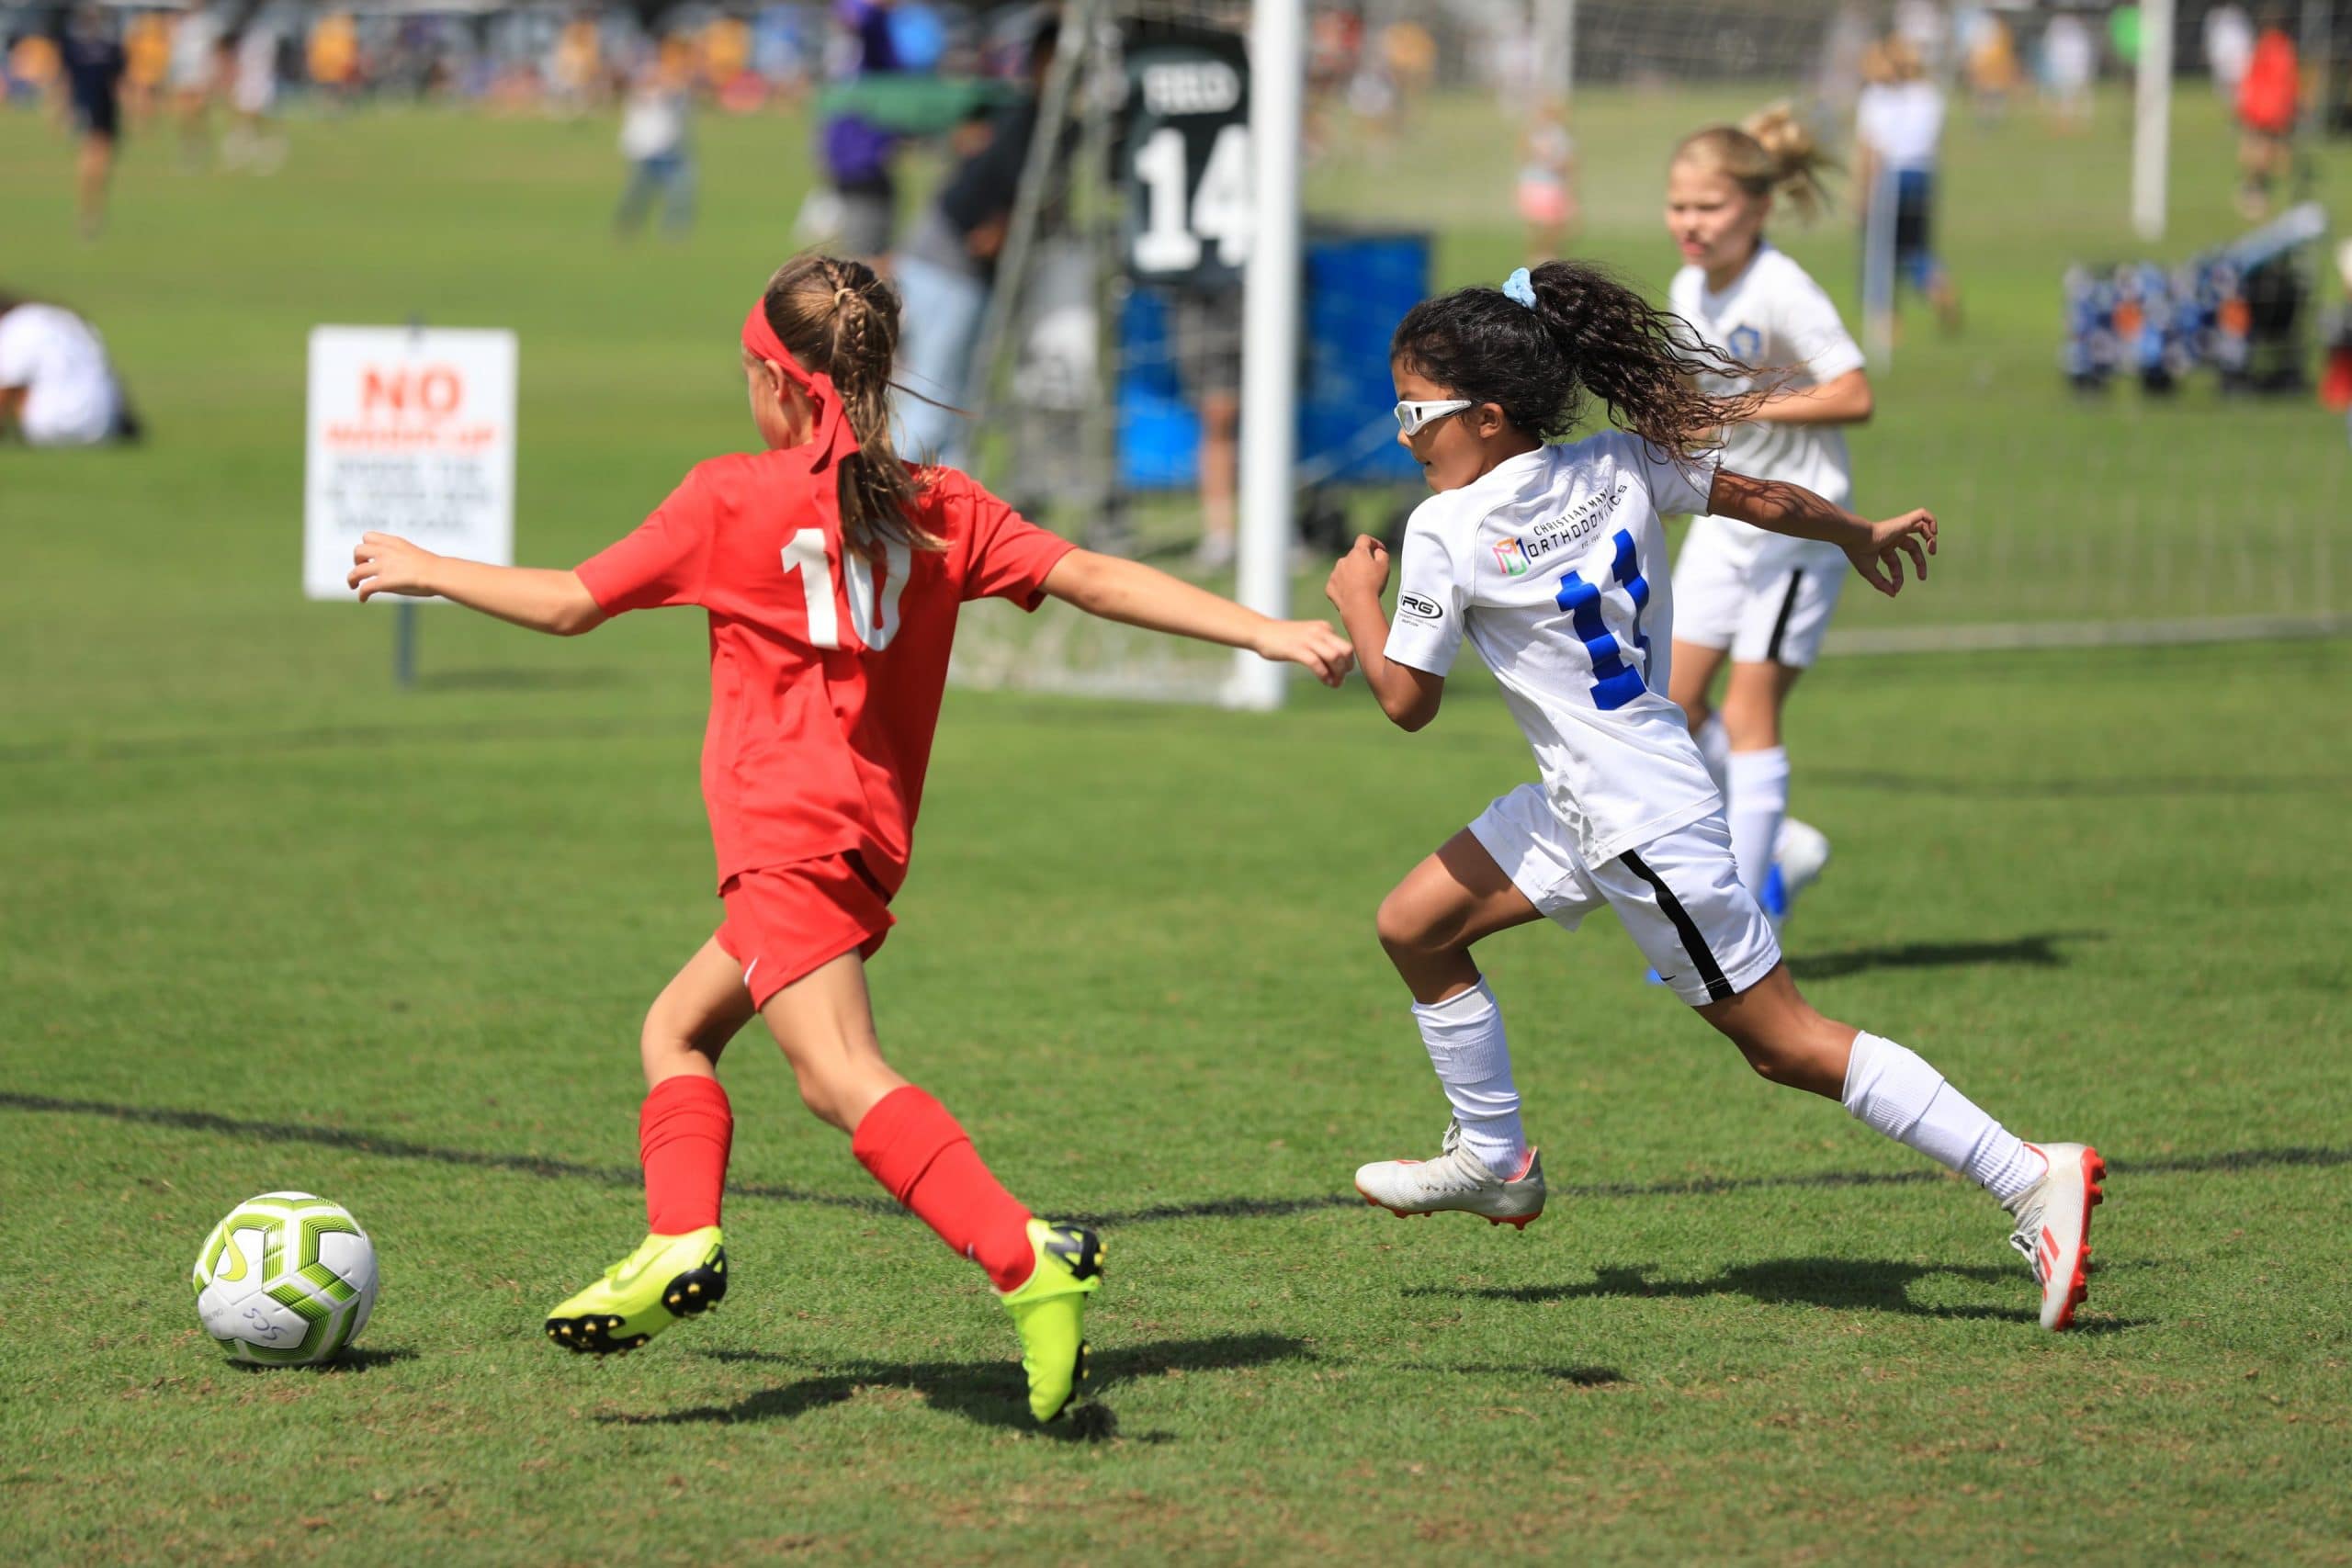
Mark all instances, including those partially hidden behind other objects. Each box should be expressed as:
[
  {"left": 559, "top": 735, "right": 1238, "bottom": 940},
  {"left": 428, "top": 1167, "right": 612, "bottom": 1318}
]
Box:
[
  {"left": 1255, "top": 619, "right": 1356, "bottom": 687},
  {"left": 1325, "top": 535, "right": 1392, "bottom": 607},
  {"left": 348, "top": 532, "right": 442, "bottom": 602},
  {"left": 1847, "top": 508, "right": 1936, "bottom": 597}
]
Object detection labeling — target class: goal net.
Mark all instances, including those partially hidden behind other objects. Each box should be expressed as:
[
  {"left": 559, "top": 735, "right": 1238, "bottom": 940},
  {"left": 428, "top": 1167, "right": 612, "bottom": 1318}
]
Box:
[{"left": 948, "top": 0, "right": 2346, "bottom": 703}]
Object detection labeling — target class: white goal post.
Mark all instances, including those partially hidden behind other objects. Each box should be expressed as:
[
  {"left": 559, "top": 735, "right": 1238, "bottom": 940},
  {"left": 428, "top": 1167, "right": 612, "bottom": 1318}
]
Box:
[{"left": 1226, "top": 0, "right": 1306, "bottom": 710}]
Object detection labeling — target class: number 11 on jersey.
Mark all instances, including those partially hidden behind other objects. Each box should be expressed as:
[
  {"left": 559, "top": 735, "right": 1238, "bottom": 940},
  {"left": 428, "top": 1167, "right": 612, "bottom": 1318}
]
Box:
[
  {"left": 1555, "top": 528, "right": 1652, "bottom": 711},
  {"left": 781, "top": 529, "right": 910, "bottom": 652}
]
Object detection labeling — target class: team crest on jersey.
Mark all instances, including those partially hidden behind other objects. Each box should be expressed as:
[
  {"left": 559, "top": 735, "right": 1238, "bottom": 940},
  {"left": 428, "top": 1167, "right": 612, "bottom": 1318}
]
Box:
[
  {"left": 1727, "top": 325, "right": 1763, "bottom": 362},
  {"left": 1492, "top": 538, "right": 1532, "bottom": 577}
]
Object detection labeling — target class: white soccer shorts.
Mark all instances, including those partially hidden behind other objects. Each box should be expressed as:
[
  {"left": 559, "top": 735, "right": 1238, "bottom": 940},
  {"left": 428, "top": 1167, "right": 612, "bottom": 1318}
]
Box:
[
  {"left": 1671, "top": 521, "right": 1849, "bottom": 668},
  {"left": 1468, "top": 784, "right": 1782, "bottom": 1009}
]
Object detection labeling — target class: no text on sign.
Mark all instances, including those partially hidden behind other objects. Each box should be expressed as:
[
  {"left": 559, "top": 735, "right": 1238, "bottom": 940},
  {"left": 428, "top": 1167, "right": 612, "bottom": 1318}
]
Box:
[{"left": 303, "top": 325, "right": 516, "bottom": 601}]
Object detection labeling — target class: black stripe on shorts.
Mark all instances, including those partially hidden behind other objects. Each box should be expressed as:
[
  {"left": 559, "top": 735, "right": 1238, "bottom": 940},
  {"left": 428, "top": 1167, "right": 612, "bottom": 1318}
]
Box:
[
  {"left": 1763, "top": 570, "right": 1804, "bottom": 664},
  {"left": 1620, "top": 848, "right": 1733, "bottom": 1001}
]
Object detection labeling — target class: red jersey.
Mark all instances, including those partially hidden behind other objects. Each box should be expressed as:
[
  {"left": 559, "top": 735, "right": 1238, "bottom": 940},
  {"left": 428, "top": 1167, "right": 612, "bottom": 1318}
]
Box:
[{"left": 575, "top": 454, "right": 1075, "bottom": 893}]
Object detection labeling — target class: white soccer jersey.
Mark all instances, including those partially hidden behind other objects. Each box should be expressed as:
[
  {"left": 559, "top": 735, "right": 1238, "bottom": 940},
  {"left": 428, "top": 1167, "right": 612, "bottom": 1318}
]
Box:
[
  {"left": 1385, "top": 434, "right": 1725, "bottom": 866},
  {"left": 1669, "top": 243, "right": 1864, "bottom": 518}
]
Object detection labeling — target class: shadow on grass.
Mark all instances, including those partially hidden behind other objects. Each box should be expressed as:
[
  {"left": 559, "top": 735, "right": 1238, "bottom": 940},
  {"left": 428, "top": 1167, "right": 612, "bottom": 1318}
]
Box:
[
  {"left": 4, "top": 1091, "right": 2345, "bottom": 1233},
  {"left": 231, "top": 1346, "right": 419, "bottom": 1373},
  {"left": 1411, "top": 1258, "right": 2150, "bottom": 1329},
  {"left": 602, "top": 1333, "right": 1311, "bottom": 1440},
  {"left": 1788, "top": 931, "right": 2102, "bottom": 982}
]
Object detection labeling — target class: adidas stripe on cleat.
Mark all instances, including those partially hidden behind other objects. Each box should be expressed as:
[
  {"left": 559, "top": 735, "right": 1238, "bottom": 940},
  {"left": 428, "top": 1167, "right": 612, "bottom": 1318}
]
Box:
[
  {"left": 543, "top": 1226, "right": 728, "bottom": 1355},
  {"left": 2005, "top": 1143, "right": 2106, "bottom": 1331}
]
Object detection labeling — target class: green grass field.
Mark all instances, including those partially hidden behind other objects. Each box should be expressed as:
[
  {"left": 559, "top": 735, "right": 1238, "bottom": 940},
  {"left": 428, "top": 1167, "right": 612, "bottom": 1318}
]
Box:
[{"left": 4, "top": 85, "right": 2350, "bottom": 1564}]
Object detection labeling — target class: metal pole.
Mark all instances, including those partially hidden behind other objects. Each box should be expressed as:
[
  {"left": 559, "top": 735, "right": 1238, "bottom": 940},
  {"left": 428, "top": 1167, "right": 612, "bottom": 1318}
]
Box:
[
  {"left": 962, "top": 0, "right": 1094, "bottom": 489},
  {"left": 1534, "top": 0, "right": 1575, "bottom": 104},
  {"left": 394, "top": 600, "right": 417, "bottom": 688},
  {"left": 398, "top": 310, "right": 426, "bottom": 690},
  {"left": 1228, "top": 0, "right": 1304, "bottom": 712},
  {"left": 2132, "top": 0, "right": 2175, "bottom": 242},
  {"left": 1860, "top": 161, "right": 1896, "bottom": 371}
]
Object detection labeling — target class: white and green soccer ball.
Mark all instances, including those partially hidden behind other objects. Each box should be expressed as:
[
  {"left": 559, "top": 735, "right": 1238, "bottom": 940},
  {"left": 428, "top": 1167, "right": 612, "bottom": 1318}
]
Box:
[{"left": 191, "top": 1191, "right": 378, "bottom": 1366}]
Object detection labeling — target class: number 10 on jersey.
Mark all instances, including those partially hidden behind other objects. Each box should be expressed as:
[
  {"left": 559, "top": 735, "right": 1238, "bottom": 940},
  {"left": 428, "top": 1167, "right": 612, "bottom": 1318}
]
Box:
[{"left": 782, "top": 529, "right": 909, "bottom": 652}]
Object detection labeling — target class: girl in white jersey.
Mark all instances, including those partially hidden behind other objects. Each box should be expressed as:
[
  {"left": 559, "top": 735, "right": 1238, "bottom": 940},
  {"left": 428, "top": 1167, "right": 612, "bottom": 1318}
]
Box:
[
  {"left": 1324, "top": 260, "right": 2104, "bottom": 1331},
  {"left": 1663, "top": 112, "right": 1872, "bottom": 924}
]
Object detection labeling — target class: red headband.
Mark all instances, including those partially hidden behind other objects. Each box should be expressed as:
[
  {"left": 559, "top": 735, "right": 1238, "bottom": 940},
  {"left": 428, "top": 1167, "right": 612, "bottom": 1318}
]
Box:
[{"left": 742, "top": 298, "right": 861, "bottom": 476}]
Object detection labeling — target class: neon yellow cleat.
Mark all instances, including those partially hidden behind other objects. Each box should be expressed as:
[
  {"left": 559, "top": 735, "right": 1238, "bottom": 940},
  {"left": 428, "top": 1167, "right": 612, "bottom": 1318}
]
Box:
[
  {"left": 998, "top": 1220, "right": 1104, "bottom": 1423},
  {"left": 543, "top": 1226, "right": 727, "bottom": 1355}
]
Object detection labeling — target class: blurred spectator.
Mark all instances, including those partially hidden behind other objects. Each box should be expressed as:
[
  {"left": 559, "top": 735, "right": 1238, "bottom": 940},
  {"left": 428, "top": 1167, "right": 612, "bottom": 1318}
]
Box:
[
  {"left": 812, "top": 0, "right": 906, "bottom": 265},
  {"left": 614, "top": 50, "right": 694, "bottom": 239},
  {"left": 7, "top": 28, "right": 62, "bottom": 104},
  {"left": 2204, "top": 5, "right": 2255, "bottom": 98},
  {"left": 0, "top": 290, "right": 137, "bottom": 446},
  {"left": 124, "top": 7, "right": 169, "bottom": 124},
  {"left": 2039, "top": 11, "right": 2096, "bottom": 133},
  {"left": 1890, "top": 0, "right": 1949, "bottom": 74},
  {"left": 1857, "top": 35, "right": 1961, "bottom": 333},
  {"left": 309, "top": 10, "right": 360, "bottom": 110},
  {"left": 892, "top": 19, "right": 1057, "bottom": 467},
  {"left": 168, "top": 4, "right": 223, "bottom": 168},
  {"left": 548, "top": 12, "right": 601, "bottom": 115},
  {"left": 223, "top": 18, "right": 286, "bottom": 173},
  {"left": 1516, "top": 99, "right": 1578, "bottom": 263},
  {"left": 59, "top": 4, "right": 125, "bottom": 240},
  {"left": 1958, "top": 6, "right": 2019, "bottom": 120},
  {"left": 2234, "top": 12, "right": 2299, "bottom": 219}
]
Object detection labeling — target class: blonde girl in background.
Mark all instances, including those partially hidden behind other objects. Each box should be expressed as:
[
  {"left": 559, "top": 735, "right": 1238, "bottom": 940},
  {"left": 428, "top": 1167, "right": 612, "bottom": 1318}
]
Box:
[{"left": 1661, "top": 108, "right": 1871, "bottom": 930}]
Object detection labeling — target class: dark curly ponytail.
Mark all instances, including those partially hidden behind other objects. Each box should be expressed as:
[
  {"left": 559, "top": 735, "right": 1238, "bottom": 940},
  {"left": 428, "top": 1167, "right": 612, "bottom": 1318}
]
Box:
[{"left": 1389, "top": 259, "right": 1769, "bottom": 465}]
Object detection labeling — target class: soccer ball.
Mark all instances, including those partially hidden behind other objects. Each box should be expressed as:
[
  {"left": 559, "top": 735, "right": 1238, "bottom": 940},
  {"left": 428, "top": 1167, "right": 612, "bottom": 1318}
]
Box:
[{"left": 191, "top": 1191, "right": 378, "bottom": 1366}]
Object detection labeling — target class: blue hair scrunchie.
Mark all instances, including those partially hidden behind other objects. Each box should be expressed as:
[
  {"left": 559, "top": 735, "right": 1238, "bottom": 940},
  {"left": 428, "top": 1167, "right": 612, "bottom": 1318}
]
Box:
[{"left": 1501, "top": 267, "right": 1537, "bottom": 309}]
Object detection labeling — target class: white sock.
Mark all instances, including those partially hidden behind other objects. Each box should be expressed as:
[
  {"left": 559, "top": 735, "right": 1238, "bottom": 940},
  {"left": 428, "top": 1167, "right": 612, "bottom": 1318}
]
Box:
[
  {"left": 1694, "top": 714, "right": 1732, "bottom": 797},
  {"left": 1412, "top": 978, "right": 1527, "bottom": 1176},
  {"left": 1726, "top": 746, "right": 1791, "bottom": 899},
  {"left": 1841, "top": 1032, "right": 2046, "bottom": 1203}
]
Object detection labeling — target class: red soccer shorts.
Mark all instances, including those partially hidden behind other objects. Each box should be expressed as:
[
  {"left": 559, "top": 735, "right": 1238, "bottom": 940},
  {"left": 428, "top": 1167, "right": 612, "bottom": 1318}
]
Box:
[{"left": 715, "top": 855, "right": 895, "bottom": 1008}]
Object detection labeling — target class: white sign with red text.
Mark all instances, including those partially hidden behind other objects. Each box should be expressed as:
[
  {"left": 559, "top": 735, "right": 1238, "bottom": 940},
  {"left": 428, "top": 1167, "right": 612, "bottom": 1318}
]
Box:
[{"left": 303, "top": 326, "right": 516, "bottom": 601}]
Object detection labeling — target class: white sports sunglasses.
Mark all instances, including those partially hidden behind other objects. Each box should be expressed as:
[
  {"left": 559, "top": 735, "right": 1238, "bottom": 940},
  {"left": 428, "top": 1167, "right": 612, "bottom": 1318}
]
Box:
[{"left": 1394, "top": 398, "right": 1474, "bottom": 437}]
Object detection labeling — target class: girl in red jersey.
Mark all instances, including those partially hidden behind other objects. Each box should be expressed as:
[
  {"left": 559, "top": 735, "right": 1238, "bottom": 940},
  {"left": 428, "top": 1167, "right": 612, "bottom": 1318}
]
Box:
[{"left": 348, "top": 254, "right": 1352, "bottom": 1423}]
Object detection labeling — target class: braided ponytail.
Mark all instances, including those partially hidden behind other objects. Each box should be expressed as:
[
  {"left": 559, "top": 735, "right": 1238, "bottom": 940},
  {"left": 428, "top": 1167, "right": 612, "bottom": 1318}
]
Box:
[
  {"left": 1390, "top": 259, "right": 1769, "bottom": 465},
  {"left": 760, "top": 254, "right": 944, "bottom": 559}
]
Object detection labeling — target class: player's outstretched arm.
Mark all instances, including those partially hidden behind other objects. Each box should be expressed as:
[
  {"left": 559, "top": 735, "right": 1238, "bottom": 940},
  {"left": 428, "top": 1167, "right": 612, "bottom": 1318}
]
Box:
[
  {"left": 1754, "top": 367, "right": 1873, "bottom": 427},
  {"left": 1706, "top": 470, "right": 1937, "bottom": 598},
  {"left": 1325, "top": 536, "right": 1444, "bottom": 731},
  {"left": 1039, "top": 549, "right": 1354, "bottom": 687},
  {"left": 348, "top": 532, "right": 607, "bottom": 636}
]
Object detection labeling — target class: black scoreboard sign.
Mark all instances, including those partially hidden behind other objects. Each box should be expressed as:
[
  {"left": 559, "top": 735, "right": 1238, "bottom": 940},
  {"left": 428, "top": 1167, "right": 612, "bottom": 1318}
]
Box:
[{"left": 1121, "top": 26, "right": 1251, "bottom": 288}]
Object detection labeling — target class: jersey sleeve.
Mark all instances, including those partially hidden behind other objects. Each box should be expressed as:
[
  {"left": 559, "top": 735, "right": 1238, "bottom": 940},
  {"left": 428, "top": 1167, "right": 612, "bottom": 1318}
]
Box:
[
  {"left": 1777, "top": 267, "right": 1867, "bottom": 384},
  {"left": 1382, "top": 506, "right": 1468, "bottom": 677},
  {"left": 574, "top": 468, "right": 720, "bottom": 615},
  {"left": 950, "top": 474, "right": 1077, "bottom": 609},
  {"left": 1622, "top": 432, "right": 1722, "bottom": 521}
]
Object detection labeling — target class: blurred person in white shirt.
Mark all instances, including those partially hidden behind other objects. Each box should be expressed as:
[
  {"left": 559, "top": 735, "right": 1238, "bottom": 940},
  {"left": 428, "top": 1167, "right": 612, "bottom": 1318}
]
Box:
[
  {"left": 0, "top": 294, "right": 137, "bottom": 446},
  {"left": 614, "top": 46, "right": 695, "bottom": 239},
  {"left": 1855, "top": 37, "right": 1962, "bottom": 333}
]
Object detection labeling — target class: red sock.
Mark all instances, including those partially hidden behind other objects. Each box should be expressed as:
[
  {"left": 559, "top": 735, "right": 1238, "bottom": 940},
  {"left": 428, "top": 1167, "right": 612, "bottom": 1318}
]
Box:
[
  {"left": 639, "top": 1075, "right": 732, "bottom": 1235},
  {"left": 853, "top": 1086, "right": 1035, "bottom": 1292}
]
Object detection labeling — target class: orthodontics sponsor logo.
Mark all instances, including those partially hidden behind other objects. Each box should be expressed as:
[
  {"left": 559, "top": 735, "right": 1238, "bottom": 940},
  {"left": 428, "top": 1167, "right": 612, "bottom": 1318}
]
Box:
[{"left": 1494, "top": 482, "right": 1629, "bottom": 577}]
